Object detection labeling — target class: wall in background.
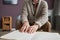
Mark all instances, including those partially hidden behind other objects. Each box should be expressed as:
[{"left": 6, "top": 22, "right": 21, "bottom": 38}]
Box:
[
  {"left": 45, "top": 0, "right": 54, "bottom": 9},
  {"left": 0, "top": 0, "right": 54, "bottom": 28},
  {"left": 0, "top": 0, "right": 24, "bottom": 28}
]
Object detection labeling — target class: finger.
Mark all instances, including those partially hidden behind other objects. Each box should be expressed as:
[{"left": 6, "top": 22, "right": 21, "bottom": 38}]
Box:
[
  {"left": 31, "top": 29, "right": 36, "bottom": 33},
  {"left": 30, "top": 28, "right": 34, "bottom": 33},
  {"left": 29, "top": 27, "right": 37, "bottom": 33},
  {"left": 24, "top": 26, "right": 29, "bottom": 32},
  {"left": 27, "top": 27, "right": 33, "bottom": 33},
  {"left": 20, "top": 25, "right": 26, "bottom": 32}
]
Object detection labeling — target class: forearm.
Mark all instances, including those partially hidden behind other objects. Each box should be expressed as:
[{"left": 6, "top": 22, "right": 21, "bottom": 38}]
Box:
[
  {"left": 21, "top": 14, "right": 29, "bottom": 24},
  {"left": 35, "top": 14, "right": 48, "bottom": 28},
  {"left": 35, "top": 1, "right": 48, "bottom": 28},
  {"left": 21, "top": 1, "right": 29, "bottom": 24}
]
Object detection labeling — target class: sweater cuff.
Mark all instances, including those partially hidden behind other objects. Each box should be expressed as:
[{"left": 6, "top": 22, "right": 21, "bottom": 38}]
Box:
[{"left": 35, "top": 21, "right": 42, "bottom": 29}]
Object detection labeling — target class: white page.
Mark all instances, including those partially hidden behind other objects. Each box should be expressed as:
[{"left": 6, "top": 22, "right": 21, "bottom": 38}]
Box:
[
  {"left": 31, "top": 32, "right": 60, "bottom": 40},
  {"left": 0, "top": 30, "right": 60, "bottom": 40},
  {"left": 0, "top": 30, "right": 36, "bottom": 40}
]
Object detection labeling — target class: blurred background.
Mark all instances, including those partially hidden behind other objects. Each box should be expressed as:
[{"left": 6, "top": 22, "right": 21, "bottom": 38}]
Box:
[{"left": 0, "top": 0, "right": 60, "bottom": 35}]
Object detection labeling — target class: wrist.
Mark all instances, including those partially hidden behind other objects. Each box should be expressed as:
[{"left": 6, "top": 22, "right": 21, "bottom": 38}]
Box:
[
  {"left": 34, "top": 23, "right": 40, "bottom": 29},
  {"left": 23, "top": 21, "right": 29, "bottom": 24},
  {"left": 34, "top": 23, "right": 39, "bottom": 26},
  {"left": 23, "top": 21, "right": 30, "bottom": 26}
]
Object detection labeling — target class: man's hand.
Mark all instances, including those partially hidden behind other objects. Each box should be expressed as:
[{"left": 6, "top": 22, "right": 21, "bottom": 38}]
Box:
[
  {"left": 27, "top": 25, "right": 38, "bottom": 33},
  {"left": 20, "top": 21, "right": 30, "bottom": 32}
]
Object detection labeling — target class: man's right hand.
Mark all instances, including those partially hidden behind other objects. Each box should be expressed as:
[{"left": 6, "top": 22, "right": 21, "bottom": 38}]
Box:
[{"left": 20, "top": 21, "right": 30, "bottom": 32}]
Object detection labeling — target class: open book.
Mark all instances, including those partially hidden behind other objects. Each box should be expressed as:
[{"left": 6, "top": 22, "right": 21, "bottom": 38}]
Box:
[{"left": 0, "top": 30, "right": 60, "bottom": 40}]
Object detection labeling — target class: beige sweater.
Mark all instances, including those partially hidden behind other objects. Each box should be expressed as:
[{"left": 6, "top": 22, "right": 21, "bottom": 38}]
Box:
[{"left": 21, "top": 0, "right": 48, "bottom": 28}]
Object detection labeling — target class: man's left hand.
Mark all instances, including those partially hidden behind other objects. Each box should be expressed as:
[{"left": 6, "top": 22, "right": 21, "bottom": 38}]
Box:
[{"left": 27, "top": 25, "right": 38, "bottom": 33}]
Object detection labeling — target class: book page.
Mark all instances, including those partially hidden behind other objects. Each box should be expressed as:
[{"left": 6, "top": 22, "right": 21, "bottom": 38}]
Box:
[
  {"left": 0, "top": 30, "right": 36, "bottom": 40},
  {"left": 31, "top": 32, "right": 60, "bottom": 40},
  {"left": 0, "top": 30, "right": 60, "bottom": 40},
  {"left": 0, "top": 38, "right": 15, "bottom": 40}
]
